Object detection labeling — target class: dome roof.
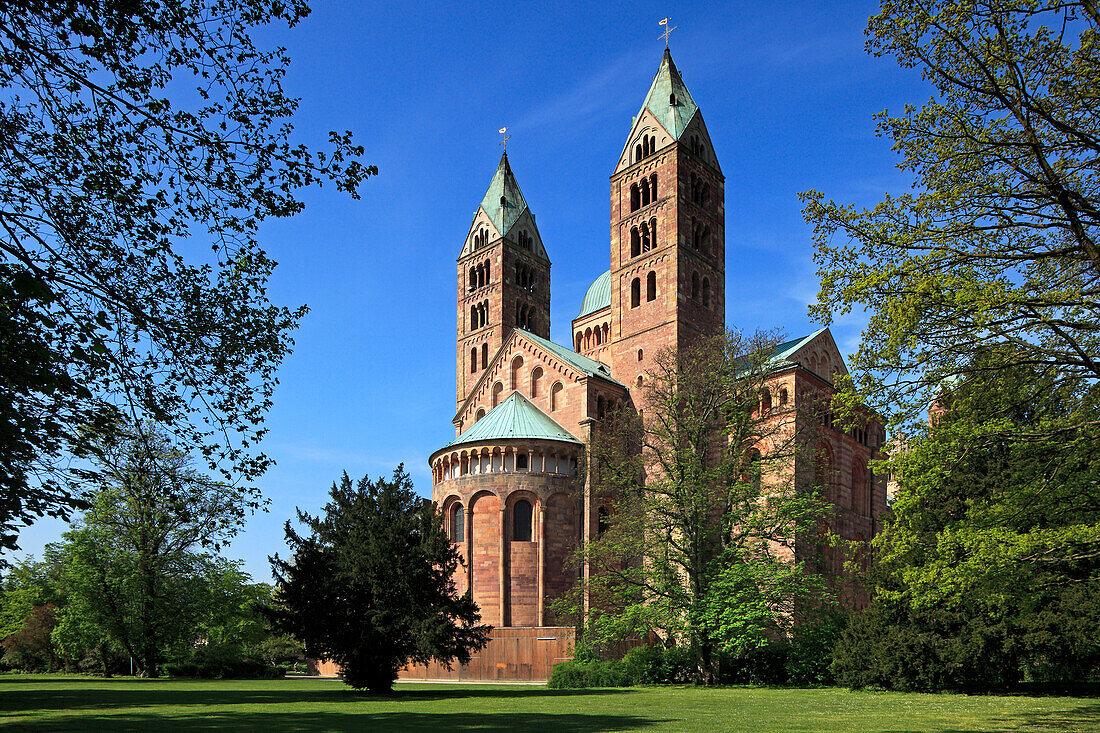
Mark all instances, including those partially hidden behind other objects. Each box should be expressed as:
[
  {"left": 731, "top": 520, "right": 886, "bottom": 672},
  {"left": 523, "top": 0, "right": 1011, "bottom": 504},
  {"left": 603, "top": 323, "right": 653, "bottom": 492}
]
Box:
[
  {"left": 432, "top": 392, "right": 582, "bottom": 461},
  {"left": 578, "top": 269, "right": 611, "bottom": 317}
]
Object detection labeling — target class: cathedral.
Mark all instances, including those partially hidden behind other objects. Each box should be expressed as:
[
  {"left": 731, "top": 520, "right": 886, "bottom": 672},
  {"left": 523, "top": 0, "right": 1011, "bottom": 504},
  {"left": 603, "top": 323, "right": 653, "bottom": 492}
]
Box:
[{"left": 408, "top": 49, "right": 888, "bottom": 681}]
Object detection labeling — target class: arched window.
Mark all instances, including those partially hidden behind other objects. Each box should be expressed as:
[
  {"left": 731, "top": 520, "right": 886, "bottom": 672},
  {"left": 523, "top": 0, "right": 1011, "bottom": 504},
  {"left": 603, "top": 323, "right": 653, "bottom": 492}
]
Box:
[
  {"left": 550, "top": 381, "right": 564, "bottom": 411},
  {"left": 646, "top": 271, "right": 656, "bottom": 302},
  {"left": 630, "top": 184, "right": 640, "bottom": 212},
  {"left": 492, "top": 381, "right": 504, "bottom": 407},
  {"left": 852, "top": 459, "right": 869, "bottom": 515},
  {"left": 594, "top": 327, "right": 602, "bottom": 345},
  {"left": 470, "top": 304, "right": 478, "bottom": 330},
  {"left": 816, "top": 442, "right": 835, "bottom": 500},
  {"left": 584, "top": 327, "right": 592, "bottom": 349},
  {"left": 634, "top": 143, "right": 643, "bottom": 163},
  {"left": 575, "top": 332, "right": 583, "bottom": 351},
  {"left": 469, "top": 267, "right": 477, "bottom": 290},
  {"left": 649, "top": 217, "right": 657, "bottom": 249},
  {"left": 779, "top": 387, "right": 788, "bottom": 405},
  {"left": 603, "top": 323, "right": 609, "bottom": 342},
  {"left": 691, "top": 271, "right": 700, "bottom": 300},
  {"left": 640, "top": 222, "right": 651, "bottom": 253},
  {"left": 597, "top": 395, "right": 607, "bottom": 418},
  {"left": 598, "top": 506, "right": 610, "bottom": 536},
  {"left": 631, "top": 278, "right": 641, "bottom": 308},
  {"left": 760, "top": 389, "right": 772, "bottom": 412},
  {"left": 475, "top": 408, "right": 485, "bottom": 421},
  {"left": 630, "top": 227, "right": 640, "bottom": 258},
  {"left": 452, "top": 505, "right": 465, "bottom": 542},
  {"left": 650, "top": 174, "right": 657, "bottom": 200},
  {"left": 484, "top": 261, "right": 491, "bottom": 284},
  {"left": 746, "top": 449, "right": 763, "bottom": 492},
  {"left": 470, "top": 348, "right": 477, "bottom": 373},
  {"left": 641, "top": 178, "right": 651, "bottom": 206},
  {"left": 531, "top": 366, "right": 543, "bottom": 397},
  {"left": 702, "top": 278, "right": 711, "bottom": 307},
  {"left": 513, "top": 500, "right": 532, "bottom": 541},
  {"left": 510, "top": 355, "right": 523, "bottom": 390},
  {"left": 482, "top": 343, "right": 488, "bottom": 369}
]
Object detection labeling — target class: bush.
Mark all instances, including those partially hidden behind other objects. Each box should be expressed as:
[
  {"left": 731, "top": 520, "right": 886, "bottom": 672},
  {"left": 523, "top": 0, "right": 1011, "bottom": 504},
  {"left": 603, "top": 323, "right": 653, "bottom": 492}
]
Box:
[
  {"left": 548, "top": 659, "right": 631, "bottom": 688},
  {"left": 164, "top": 659, "right": 284, "bottom": 679}
]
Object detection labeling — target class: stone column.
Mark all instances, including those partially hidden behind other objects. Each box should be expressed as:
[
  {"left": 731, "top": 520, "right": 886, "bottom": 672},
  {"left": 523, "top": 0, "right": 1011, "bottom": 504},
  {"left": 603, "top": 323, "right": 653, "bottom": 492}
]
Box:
[
  {"left": 537, "top": 501, "right": 546, "bottom": 627},
  {"left": 465, "top": 498, "right": 474, "bottom": 597},
  {"left": 499, "top": 501, "right": 508, "bottom": 627},
  {"left": 578, "top": 419, "right": 596, "bottom": 619}
]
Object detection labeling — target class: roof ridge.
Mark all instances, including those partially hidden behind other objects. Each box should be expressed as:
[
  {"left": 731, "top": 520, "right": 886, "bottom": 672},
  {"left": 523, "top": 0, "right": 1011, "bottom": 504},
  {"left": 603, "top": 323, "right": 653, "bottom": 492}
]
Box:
[{"left": 479, "top": 152, "right": 530, "bottom": 238}]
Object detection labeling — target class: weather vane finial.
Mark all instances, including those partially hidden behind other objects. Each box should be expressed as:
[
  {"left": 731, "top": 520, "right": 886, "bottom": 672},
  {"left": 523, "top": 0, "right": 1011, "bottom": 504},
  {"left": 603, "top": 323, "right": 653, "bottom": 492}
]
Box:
[
  {"left": 658, "top": 17, "right": 676, "bottom": 48},
  {"left": 499, "top": 126, "right": 511, "bottom": 152}
]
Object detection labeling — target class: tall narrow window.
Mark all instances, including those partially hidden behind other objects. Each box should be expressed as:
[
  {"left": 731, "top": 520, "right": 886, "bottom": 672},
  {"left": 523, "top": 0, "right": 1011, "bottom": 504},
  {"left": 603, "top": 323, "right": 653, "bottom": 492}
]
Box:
[
  {"left": 646, "top": 271, "right": 656, "bottom": 302},
  {"left": 634, "top": 143, "right": 643, "bottom": 162},
  {"left": 641, "top": 222, "right": 650, "bottom": 253},
  {"left": 649, "top": 217, "right": 657, "bottom": 249},
  {"left": 470, "top": 304, "right": 478, "bottom": 329},
  {"left": 641, "top": 179, "right": 651, "bottom": 206},
  {"left": 630, "top": 227, "right": 640, "bottom": 258},
  {"left": 492, "top": 381, "right": 503, "bottom": 407},
  {"left": 702, "top": 277, "right": 711, "bottom": 307},
  {"left": 531, "top": 366, "right": 543, "bottom": 397},
  {"left": 470, "top": 348, "right": 477, "bottom": 373},
  {"left": 631, "top": 278, "right": 641, "bottom": 308},
  {"left": 630, "top": 184, "right": 640, "bottom": 212},
  {"left": 452, "top": 505, "right": 465, "bottom": 542},
  {"left": 550, "top": 381, "right": 564, "bottom": 411},
  {"left": 513, "top": 499, "right": 533, "bottom": 541},
  {"left": 481, "top": 343, "right": 488, "bottom": 369},
  {"left": 691, "top": 271, "right": 700, "bottom": 300},
  {"left": 511, "top": 355, "right": 523, "bottom": 389},
  {"left": 650, "top": 174, "right": 657, "bottom": 200}
]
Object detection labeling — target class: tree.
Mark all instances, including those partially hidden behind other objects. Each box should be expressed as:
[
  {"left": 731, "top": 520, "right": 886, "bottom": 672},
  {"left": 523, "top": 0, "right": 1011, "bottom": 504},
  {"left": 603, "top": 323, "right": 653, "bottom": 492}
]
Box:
[
  {"left": 1, "top": 603, "right": 59, "bottom": 671},
  {"left": 54, "top": 428, "right": 253, "bottom": 676},
  {"left": 268, "top": 467, "right": 490, "bottom": 692},
  {"left": 801, "top": 0, "right": 1100, "bottom": 435},
  {"left": 0, "top": 0, "right": 374, "bottom": 552},
  {"left": 567, "top": 332, "right": 834, "bottom": 684},
  {"left": 834, "top": 353, "right": 1100, "bottom": 690}
]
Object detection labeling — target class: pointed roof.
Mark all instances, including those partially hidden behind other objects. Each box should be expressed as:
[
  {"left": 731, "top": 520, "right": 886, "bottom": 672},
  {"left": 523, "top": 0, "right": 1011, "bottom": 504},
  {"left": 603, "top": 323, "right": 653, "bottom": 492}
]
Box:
[
  {"left": 521, "top": 330, "right": 624, "bottom": 387},
  {"left": 635, "top": 49, "right": 699, "bottom": 141},
  {"left": 440, "top": 392, "right": 582, "bottom": 452},
  {"left": 479, "top": 152, "right": 530, "bottom": 237}
]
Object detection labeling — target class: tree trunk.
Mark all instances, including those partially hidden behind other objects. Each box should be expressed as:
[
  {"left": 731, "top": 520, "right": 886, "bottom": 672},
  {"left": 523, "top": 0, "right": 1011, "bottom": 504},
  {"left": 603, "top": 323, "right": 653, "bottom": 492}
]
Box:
[{"left": 100, "top": 641, "right": 112, "bottom": 678}]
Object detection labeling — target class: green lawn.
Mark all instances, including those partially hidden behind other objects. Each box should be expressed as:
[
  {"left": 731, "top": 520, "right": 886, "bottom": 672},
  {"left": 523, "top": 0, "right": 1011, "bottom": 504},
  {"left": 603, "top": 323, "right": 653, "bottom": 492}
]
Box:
[{"left": 0, "top": 675, "right": 1097, "bottom": 732}]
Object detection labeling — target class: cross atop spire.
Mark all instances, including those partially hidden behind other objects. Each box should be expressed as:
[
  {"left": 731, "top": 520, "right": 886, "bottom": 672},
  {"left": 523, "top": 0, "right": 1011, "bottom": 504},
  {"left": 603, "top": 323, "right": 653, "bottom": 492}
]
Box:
[{"left": 658, "top": 17, "right": 676, "bottom": 48}]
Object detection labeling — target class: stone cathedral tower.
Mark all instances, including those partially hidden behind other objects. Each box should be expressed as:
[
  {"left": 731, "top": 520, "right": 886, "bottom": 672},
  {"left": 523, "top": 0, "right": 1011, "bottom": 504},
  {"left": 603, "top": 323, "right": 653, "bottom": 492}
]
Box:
[{"left": 455, "top": 153, "right": 551, "bottom": 409}]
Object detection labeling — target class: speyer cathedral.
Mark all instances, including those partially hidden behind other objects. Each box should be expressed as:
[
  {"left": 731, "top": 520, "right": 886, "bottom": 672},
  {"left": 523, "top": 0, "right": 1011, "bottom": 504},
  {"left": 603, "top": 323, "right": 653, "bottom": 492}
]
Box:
[{"left": 410, "top": 49, "right": 887, "bottom": 681}]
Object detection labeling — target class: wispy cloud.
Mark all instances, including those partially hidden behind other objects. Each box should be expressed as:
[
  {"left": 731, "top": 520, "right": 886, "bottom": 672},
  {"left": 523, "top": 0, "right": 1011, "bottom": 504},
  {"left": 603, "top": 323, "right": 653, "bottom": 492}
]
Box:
[{"left": 512, "top": 50, "right": 648, "bottom": 135}]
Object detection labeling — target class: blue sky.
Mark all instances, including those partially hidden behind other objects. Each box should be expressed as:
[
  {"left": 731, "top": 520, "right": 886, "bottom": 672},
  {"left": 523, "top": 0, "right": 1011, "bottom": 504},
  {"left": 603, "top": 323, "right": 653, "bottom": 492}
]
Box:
[{"left": 17, "top": 1, "right": 929, "bottom": 580}]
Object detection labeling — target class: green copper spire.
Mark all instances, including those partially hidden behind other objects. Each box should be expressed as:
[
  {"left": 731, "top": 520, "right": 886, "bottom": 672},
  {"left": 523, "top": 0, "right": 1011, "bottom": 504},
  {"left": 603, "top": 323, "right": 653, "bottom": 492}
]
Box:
[
  {"left": 479, "top": 152, "right": 530, "bottom": 238},
  {"left": 636, "top": 49, "right": 699, "bottom": 140}
]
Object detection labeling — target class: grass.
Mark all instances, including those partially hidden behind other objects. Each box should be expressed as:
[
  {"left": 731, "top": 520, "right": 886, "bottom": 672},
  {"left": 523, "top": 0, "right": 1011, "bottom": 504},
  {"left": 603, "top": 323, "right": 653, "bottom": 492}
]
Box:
[{"left": 0, "top": 674, "right": 1098, "bottom": 732}]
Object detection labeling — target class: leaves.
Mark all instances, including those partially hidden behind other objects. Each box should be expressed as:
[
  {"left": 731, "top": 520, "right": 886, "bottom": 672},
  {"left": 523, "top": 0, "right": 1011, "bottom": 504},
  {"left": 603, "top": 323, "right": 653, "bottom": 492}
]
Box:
[
  {"left": 0, "top": 0, "right": 376, "bottom": 553},
  {"left": 268, "top": 467, "right": 490, "bottom": 692}
]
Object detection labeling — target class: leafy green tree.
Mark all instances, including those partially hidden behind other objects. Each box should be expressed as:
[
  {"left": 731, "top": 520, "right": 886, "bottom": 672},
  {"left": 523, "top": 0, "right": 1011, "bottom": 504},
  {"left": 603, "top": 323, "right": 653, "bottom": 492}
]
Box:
[
  {"left": 801, "top": 0, "right": 1100, "bottom": 435},
  {"left": 0, "top": 0, "right": 374, "bottom": 553},
  {"left": 269, "top": 467, "right": 491, "bottom": 692},
  {"left": 0, "top": 556, "right": 60, "bottom": 638},
  {"left": 54, "top": 429, "right": 254, "bottom": 676},
  {"left": 834, "top": 353, "right": 1100, "bottom": 690},
  {"left": 567, "top": 332, "right": 834, "bottom": 684}
]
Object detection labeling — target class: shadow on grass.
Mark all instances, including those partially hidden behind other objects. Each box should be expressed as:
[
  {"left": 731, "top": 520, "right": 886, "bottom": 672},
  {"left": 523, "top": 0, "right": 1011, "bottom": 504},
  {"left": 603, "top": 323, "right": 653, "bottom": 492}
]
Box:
[
  {"left": 0, "top": 680, "right": 631, "bottom": 714},
  {"left": 5, "top": 710, "right": 664, "bottom": 733}
]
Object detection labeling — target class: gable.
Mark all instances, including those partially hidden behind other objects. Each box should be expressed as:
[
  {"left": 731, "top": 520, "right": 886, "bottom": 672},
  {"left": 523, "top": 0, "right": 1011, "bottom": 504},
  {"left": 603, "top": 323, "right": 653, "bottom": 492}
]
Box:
[
  {"left": 681, "top": 114, "right": 722, "bottom": 175},
  {"left": 614, "top": 107, "right": 678, "bottom": 175},
  {"left": 459, "top": 208, "right": 501, "bottom": 259},
  {"left": 508, "top": 209, "right": 549, "bottom": 262},
  {"left": 787, "top": 328, "right": 848, "bottom": 384}
]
